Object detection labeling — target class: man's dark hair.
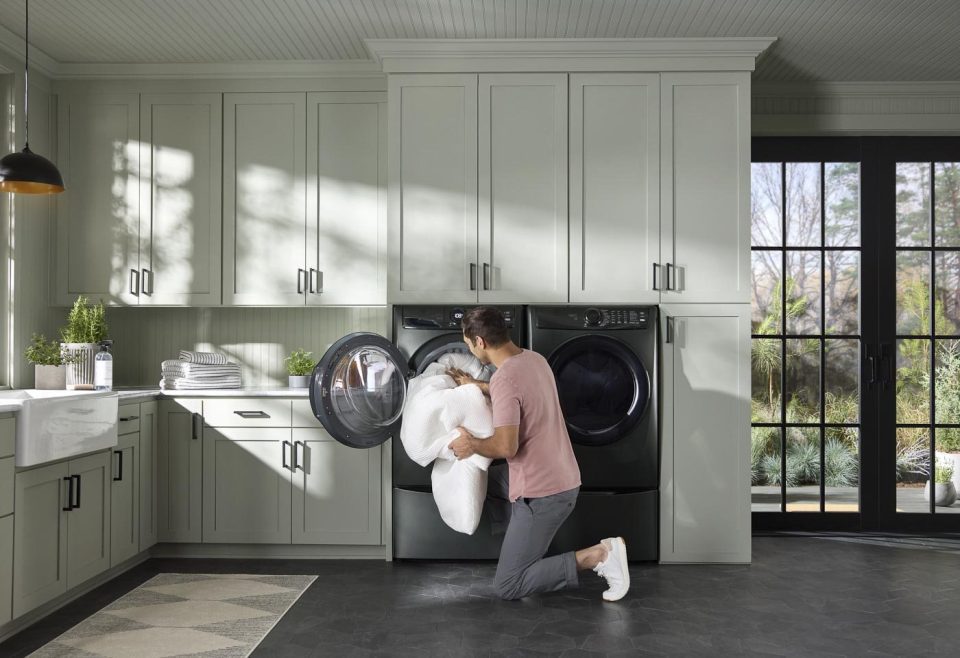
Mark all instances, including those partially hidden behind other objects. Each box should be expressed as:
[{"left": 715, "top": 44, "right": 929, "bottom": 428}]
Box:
[{"left": 462, "top": 306, "right": 510, "bottom": 347}]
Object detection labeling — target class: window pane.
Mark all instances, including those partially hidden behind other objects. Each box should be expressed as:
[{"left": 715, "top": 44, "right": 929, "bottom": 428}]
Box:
[
  {"left": 786, "top": 427, "right": 821, "bottom": 511},
  {"left": 751, "top": 162, "right": 782, "bottom": 246},
  {"left": 896, "top": 251, "right": 931, "bottom": 336},
  {"left": 936, "top": 340, "right": 960, "bottom": 424},
  {"left": 786, "top": 163, "right": 821, "bottom": 247},
  {"left": 751, "top": 339, "right": 781, "bottom": 423},
  {"left": 897, "top": 339, "right": 930, "bottom": 425},
  {"left": 825, "top": 339, "right": 859, "bottom": 424},
  {"left": 824, "top": 162, "right": 860, "bottom": 247},
  {"left": 825, "top": 250, "right": 860, "bottom": 335},
  {"left": 934, "top": 162, "right": 960, "bottom": 247},
  {"left": 752, "top": 427, "right": 782, "bottom": 512},
  {"left": 896, "top": 162, "right": 931, "bottom": 246},
  {"left": 825, "top": 428, "right": 859, "bottom": 512},
  {"left": 935, "top": 251, "right": 960, "bottom": 335},
  {"left": 785, "top": 251, "right": 821, "bottom": 335},
  {"left": 752, "top": 251, "right": 781, "bottom": 334},
  {"left": 896, "top": 427, "right": 930, "bottom": 513},
  {"left": 786, "top": 339, "right": 820, "bottom": 423}
]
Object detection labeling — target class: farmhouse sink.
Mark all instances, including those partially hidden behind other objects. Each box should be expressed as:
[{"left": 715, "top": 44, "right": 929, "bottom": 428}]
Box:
[{"left": 0, "top": 390, "right": 119, "bottom": 467}]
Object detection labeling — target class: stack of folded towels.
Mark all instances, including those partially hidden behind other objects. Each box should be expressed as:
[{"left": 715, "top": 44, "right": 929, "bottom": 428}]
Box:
[{"left": 160, "top": 351, "right": 242, "bottom": 390}]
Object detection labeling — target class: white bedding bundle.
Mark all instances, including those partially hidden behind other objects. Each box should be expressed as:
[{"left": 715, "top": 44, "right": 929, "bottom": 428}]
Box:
[
  {"left": 399, "top": 352, "right": 494, "bottom": 535},
  {"left": 160, "top": 357, "right": 241, "bottom": 390}
]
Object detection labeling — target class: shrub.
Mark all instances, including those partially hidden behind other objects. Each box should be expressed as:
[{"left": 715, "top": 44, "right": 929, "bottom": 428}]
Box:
[
  {"left": 935, "top": 456, "right": 955, "bottom": 484},
  {"left": 24, "top": 333, "right": 62, "bottom": 366},
  {"left": 825, "top": 438, "right": 859, "bottom": 487}
]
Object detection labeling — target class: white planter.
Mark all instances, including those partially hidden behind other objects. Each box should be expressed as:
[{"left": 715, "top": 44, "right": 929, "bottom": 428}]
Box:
[
  {"left": 288, "top": 375, "right": 311, "bottom": 388},
  {"left": 61, "top": 342, "right": 98, "bottom": 390},
  {"left": 923, "top": 480, "right": 958, "bottom": 507},
  {"left": 34, "top": 364, "right": 66, "bottom": 390}
]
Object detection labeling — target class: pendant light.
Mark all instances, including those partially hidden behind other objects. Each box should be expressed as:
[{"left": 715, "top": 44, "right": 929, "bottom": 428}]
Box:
[{"left": 0, "top": 0, "right": 64, "bottom": 194}]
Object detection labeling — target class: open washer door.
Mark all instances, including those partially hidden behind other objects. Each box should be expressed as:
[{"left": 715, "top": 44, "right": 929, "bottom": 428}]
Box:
[{"left": 309, "top": 332, "right": 408, "bottom": 449}]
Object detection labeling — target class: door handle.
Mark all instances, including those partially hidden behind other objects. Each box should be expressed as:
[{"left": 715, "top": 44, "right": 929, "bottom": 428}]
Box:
[
  {"left": 297, "top": 268, "right": 306, "bottom": 294},
  {"left": 142, "top": 268, "right": 153, "bottom": 295},
  {"left": 234, "top": 410, "right": 270, "bottom": 419},
  {"left": 63, "top": 476, "right": 73, "bottom": 511},
  {"left": 282, "top": 440, "right": 292, "bottom": 471},
  {"left": 293, "top": 440, "right": 303, "bottom": 471},
  {"left": 482, "top": 263, "right": 491, "bottom": 290},
  {"left": 665, "top": 262, "right": 676, "bottom": 291},
  {"left": 652, "top": 262, "right": 661, "bottom": 291},
  {"left": 113, "top": 449, "right": 123, "bottom": 481},
  {"left": 72, "top": 474, "right": 81, "bottom": 509},
  {"left": 469, "top": 263, "right": 477, "bottom": 291},
  {"left": 129, "top": 269, "right": 140, "bottom": 296},
  {"left": 665, "top": 316, "right": 675, "bottom": 344}
]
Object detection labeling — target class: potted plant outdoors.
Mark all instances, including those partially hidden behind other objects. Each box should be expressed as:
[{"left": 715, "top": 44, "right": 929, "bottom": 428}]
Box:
[
  {"left": 924, "top": 455, "right": 957, "bottom": 507},
  {"left": 285, "top": 349, "right": 316, "bottom": 388},
  {"left": 25, "top": 333, "right": 66, "bottom": 390},
  {"left": 60, "top": 296, "right": 108, "bottom": 390}
]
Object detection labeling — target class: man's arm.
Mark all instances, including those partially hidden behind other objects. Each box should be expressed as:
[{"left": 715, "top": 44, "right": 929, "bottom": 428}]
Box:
[
  {"left": 446, "top": 368, "right": 490, "bottom": 396},
  {"left": 449, "top": 425, "right": 518, "bottom": 460}
]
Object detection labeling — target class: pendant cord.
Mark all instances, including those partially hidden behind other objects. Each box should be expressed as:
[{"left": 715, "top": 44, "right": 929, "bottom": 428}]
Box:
[{"left": 23, "top": 0, "right": 29, "bottom": 149}]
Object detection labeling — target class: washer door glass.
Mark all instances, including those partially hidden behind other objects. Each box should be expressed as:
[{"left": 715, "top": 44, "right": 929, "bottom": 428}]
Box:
[
  {"left": 548, "top": 335, "right": 650, "bottom": 446},
  {"left": 310, "top": 333, "right": 407, "bottom": 448}
]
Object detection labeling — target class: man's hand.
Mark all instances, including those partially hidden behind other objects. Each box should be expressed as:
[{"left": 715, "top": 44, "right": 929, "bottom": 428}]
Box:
[
  {"left": 448, "top": 426, "right": 476, "bottom": 460},
  {"left": 446, "top": 367, "right": 479, "bottom": 386}
]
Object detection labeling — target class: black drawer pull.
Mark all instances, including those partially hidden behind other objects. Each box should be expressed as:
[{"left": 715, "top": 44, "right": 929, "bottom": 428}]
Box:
[
  {"left": 113, "top": 450, "right": 123, "bottom": 481},
  {"left": 119, "top": 415, "right": 139, "bottom": 422},
  {"left": 234, "top": 410, "right": 270, "bottom": 419}
]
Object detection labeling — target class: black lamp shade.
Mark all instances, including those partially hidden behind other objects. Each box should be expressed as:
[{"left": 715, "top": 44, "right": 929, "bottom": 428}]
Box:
[{"left": 0, "top": 145, "right": 65, "bottom": 194}]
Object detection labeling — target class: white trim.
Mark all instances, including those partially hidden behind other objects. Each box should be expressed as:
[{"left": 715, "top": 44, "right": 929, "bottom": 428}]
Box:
[
  {"left": 54, "top": 59, "right": 383, "bottom": 80},
  {"left": 366, "top": 38, "right": 776, "bottom": 73},
  {"left": 0, "top": 22, "right": 58, "bottom": 79},
  {"left": 753, "top": 81, "right": 960, "bottom": 97}
]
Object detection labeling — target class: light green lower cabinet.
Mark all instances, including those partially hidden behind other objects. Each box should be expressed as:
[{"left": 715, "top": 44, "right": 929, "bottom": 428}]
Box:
[
  {"left": 292, "top": 428, "right": 381, "bottom": 545},
  {"left": 0, "top": 515, "right": 12, "bottom": 624},
  {"left": 65, "top": 452, "right": 111, "bottom": 588},
  {"left": 158, "top": 399, "right": 203, "bottom": 543},
  {"left": 139, "top": 401, "right": 159, "bottom": 551},
  {"left": 202, "top": 427, "right": 292, "bottom": 543},
  {"left": 110, "top": 433, "right": 140, "bottom": 567}
]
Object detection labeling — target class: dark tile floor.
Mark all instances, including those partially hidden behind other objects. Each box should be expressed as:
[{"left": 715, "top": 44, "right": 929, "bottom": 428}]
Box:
[{"left": 3, "top": 536, "right": 960, "bottom": 656}]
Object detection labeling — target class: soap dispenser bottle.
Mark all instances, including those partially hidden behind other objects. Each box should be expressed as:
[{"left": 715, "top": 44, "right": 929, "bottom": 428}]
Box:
[{"left": 94, "top": 340, "right": 113, "bottom": 391}]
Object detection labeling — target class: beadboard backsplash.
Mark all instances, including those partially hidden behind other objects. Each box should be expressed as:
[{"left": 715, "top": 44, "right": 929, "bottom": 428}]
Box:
[{"left": 107, "top": 306, "right": 389, "bottom": 387}]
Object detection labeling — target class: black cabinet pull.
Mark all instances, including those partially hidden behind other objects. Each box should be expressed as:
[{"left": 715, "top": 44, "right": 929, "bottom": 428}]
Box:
[
  {"left": 482, "top": 262, "right": 491, "bottom": 290},
  {"left": 119, "top": 415, "right": 139, "bottom": 422},
  {"left": 113, "top": 450, "right": 123, "bottom": 481},
  {"left": 293, "top": 441, "right": 303, "bottom": 471},
  {"left": 665, "top": 262, "right": 675, "bottom": 291},
  {"left": 191, "top": 412, "right": 199, "bottom": 440},
  {"left": 234, "top": 410, "right": 270, "bottom": 419},
  {"left": 63, "top": 476, "right": 73, "bottom": 511},
  {"left": 652, "top": 262, "right": 660, "bottom": 291},
  {"left": 142, "top": 268, "right": 153, "bottom": 295},
  {"left": 129, "top": 269, "right": 140, "bottom": 296},
  {"left": 666, "top": 316, "right": 675, "bottom": 344},
  {"left": 72, "top": 474, "right": 81, "bottom": 509},
  {"left": 282, "top": 440, "right": 292, "bottom": 471},
  {"left": 469, "top": 263, "right": 477, "bottom": 291},
  {"left": 297, "top": 268, "right": 306, "bottom": 294}
]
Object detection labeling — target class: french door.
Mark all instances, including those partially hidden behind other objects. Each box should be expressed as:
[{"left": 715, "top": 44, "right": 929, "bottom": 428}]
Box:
[{"left": 751, "top": 137, "right": 960, "bottom": 533}]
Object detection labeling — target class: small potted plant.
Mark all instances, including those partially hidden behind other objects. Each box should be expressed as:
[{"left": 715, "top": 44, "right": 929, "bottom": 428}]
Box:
[
  {"left": 924, "top": 455, "right": 957, "bottom": 507},
  {"left": 285, "top": 348, "right": 315, "bottom": 388},
  {"left": 60, "top": 295, "right": 108, "bottom": 390},
  {"left": 25, "top": 333, "right": 66, "bottom": 390}
]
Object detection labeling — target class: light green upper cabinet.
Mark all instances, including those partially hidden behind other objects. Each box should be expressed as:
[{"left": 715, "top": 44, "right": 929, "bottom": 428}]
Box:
[
  {"left": 570, "top": 74, "right": 661, "bottom": 304},
  {"left": 139, "top": 94, "right": 223, "bottom": 306},
  {"left": 56, "top": 94, "right": 140, "bottom": 306},
  {"left": 55, "top": 93, "right": 223, "bottom": 306}
]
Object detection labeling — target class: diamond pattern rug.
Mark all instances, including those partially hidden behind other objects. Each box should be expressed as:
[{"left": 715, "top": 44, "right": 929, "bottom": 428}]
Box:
[{"left": 29, "top": 574, "right": 317, "bottom": 658}]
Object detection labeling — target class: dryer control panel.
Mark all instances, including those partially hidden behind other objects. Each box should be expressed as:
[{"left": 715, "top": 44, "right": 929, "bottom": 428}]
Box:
[
  {"left": 535, "top": 306, "right": 654, "bottom": 330},
  {"left": 402, "top": 306, "right": 516, "bottom": 330}
]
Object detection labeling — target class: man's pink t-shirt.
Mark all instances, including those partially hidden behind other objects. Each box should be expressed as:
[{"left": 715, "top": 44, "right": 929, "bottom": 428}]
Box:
[{"left": 490, "top": 349, "right": 581, "bottom": 502}]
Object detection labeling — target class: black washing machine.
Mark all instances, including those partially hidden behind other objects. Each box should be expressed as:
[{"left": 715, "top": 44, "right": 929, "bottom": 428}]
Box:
[
  {"left": 526, "top": 305, "right": 659, "bottom": 561},
  {"left": 307, "top": 305, "right": 522, "bottom": 560}
]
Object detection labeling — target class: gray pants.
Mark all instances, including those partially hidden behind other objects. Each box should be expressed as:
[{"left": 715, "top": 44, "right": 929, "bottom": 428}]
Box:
[{"left": 487, "top": 463, "right": 579, "bottom": 600}]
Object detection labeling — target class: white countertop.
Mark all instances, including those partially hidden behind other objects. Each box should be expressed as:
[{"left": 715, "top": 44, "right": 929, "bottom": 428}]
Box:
[{"left": 116, "top": 387, "right": 310, "bottom": 399}]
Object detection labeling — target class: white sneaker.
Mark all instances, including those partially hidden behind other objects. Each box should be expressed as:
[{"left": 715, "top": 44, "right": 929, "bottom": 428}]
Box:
[{"left": 593, "top": 536, "right": 630, "bottom": 601}]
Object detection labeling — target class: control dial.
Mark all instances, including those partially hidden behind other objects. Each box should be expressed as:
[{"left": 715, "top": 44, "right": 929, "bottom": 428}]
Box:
[{"left": 584, "top": 308, "right": 603, "bottom": 327}]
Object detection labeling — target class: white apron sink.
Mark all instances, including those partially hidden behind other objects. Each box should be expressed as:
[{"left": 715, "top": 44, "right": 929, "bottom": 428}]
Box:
[{"left": 0, "top": 390, "right": 119, "bottom": 467}]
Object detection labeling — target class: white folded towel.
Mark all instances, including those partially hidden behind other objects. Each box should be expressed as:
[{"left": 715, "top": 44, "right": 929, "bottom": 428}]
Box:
[
  {"left": 179, "top": 350, "right": 229, "bottom": 365},
  {"left": 160, "top": 359, "right": 242, "bottom": 389}
]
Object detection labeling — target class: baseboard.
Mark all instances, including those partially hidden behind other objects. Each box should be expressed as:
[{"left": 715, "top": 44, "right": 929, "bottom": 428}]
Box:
[
  {"left": 149, "top": 543, "right": 387, "bottom": 559},
  {"left": 0, "top": 551, "right": 150, "bottom": 644}
]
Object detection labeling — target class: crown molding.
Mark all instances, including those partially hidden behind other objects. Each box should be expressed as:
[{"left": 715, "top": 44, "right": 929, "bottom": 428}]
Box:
[
  {"left": 365, "top": 38, "right": 777, "bottom": 73},
  {"left": 753, "top": 81, "right": 960, "bottom": 97},
  {"left": 0, "top": 21, "right": 59, "bottom": 78}
]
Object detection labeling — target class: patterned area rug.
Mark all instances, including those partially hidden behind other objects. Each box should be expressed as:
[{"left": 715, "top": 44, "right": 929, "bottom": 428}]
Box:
[{"left": 29, "top": 574, "right": 317, "bottom": 658}]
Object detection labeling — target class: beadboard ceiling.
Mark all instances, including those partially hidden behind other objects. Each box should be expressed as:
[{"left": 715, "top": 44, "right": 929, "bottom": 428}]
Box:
[{"left": 0, "top": 0, "right": 957, "bottom": 82}]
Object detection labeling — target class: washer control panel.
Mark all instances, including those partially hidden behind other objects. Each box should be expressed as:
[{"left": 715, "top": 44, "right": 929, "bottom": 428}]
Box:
[{"left": 584, "top": 307, "right": 648, "bottom": 329}]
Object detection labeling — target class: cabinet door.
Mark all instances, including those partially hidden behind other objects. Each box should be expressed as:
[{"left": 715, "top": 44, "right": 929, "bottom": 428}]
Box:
[
  {"left": 55, "top": 93, "right": 140, "bottom": 306},
  {"left": 158, "top": 399, "right": 203, "bottom": 542},
  {"left": 660, "top": 304, "right": 750, "bottom": 563},
  {"left": 110, "top": 434, "right": 139, "bottom": 567},
  {"left": 478, "top": 73, "right": 568, "bottom": 303},
  {"left": 139, "top": 401, "right": 159, "bottom": 551},
  {"left": 570, "top": 74, "right": 660, "bottom": 304},
  {"left": 67, "top": 451, "right": 111, "bottom": 588},
  {"left": 660, "top": 73, "right": 751, "bottom": 304},
  {"left": 307, "top": 92, "right": 387, "bottom": 306},
  {"left": 223, "top": 93, "right": 307, "bottom": 306},
  {"left": 13, "top": 463, "right": 68, "bottom": 618},
  {"left": 202, "top": 427, "right": 292, "bottom": 543},
  {"left": 388, "top": 74, "right": 479, "bottom": 304},
  {"left": 0, "top": 515, "right": 11, "bottom": 624},
  {"left": 140, "top": 94, "right": 223, "bottom": 306},
  {"left": 292, "top": 428, "right": 381, "bottom": 545}
]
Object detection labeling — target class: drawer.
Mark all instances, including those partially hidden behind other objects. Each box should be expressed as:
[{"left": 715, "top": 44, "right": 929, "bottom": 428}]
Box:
[
  {"left": 0, "top": 456, "right": 13, "bottom": 517},
  {"left": 203, "top": 398, "right": 292, "bottom": 427},
  {"left": 0, "top": 417, "right": 13, "bottom": 457},
  {"left": 292, "top": 400, "right": 321, "bottom": 428},
  {"left": 118, "top": 404, "right": 141, "bottom": 435}
]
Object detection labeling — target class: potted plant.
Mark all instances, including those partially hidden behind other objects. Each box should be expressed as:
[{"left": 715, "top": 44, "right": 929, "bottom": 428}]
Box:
[
  {"left": 285, "top": 349, "right": 315, "bottom": 388},
  {"left": 25, "top": 333, "right": 66, "bottom": 390},
  {"left": 924, "top": 455, "right": 957, "bottom": 507},
  {"left": 60, "top": 295, "right": 108, "bottom": 390}
]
